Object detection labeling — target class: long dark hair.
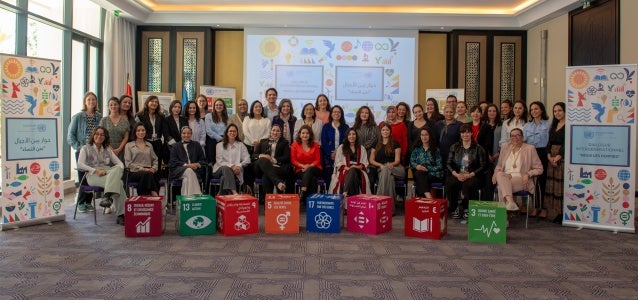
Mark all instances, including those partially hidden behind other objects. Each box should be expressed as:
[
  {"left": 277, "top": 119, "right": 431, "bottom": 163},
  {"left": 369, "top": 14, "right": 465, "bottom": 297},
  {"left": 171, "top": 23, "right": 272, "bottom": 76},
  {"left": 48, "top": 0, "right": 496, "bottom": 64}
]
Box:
[
  {"left": 507, "top": 100, "right": 528, "bottom": 126},
  {"left": 483, "top": 103, "right": 502, "bottom": 126},
  {"left": 211, "top": 98, "right": 229, "bottom": 124},
  {"left": 300, "top": 103, "right": 316, "bottom": 120},
  {"left": 315, "top": 94, "right": 331, "bottom": 111},
  {"left": 426, "top": 97, "right": 442, "bottom": 121},
  {"left": 184, "top": 100, "right": 200, "bottom": 119},
  {"left": 221, "top": 124, "right": 239, "bottom": 148},
  {"left": 529, "top": 101, "right": 549, "bottom": 121},
  {"left": 551, "top": 102, "right": 566, "bottom": 129},
  {"left": 341, "top": 128, "right": 361, "bottom": 158},
  {"left": 87, "top": 126, "right": 110, "bottom": 147},
  {"left": 249, "top": 100, "right": 266, "bottom": 118},
  {"left": 501, "top": 99, "right": 514, "bottom": 120},
  {"left": 353, "top": 106, "right": 376, "bottom": 129},
  {"left": 413, "top": 127, "right": 438, "bottom": 160},
  {"left": 140, "top": 95, "right": 164, "bottom": 118},
  {"left": 168, "top": 100, "right": 182, "bottom": 117},
  {"left": 119, "top": 94, "right": 134, "bottom": 118},
  {"left": 329, "top": 105, "right": 348, "bottom": 131},
  {"left": 375, "top": 123, "right": 394, "bottom": 156}
]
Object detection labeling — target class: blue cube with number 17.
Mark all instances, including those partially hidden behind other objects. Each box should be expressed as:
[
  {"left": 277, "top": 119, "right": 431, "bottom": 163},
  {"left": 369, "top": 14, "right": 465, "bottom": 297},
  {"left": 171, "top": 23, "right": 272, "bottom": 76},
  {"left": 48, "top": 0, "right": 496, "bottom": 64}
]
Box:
[{"left": 306, "top": 193, "right": 343, "bottom": 233}]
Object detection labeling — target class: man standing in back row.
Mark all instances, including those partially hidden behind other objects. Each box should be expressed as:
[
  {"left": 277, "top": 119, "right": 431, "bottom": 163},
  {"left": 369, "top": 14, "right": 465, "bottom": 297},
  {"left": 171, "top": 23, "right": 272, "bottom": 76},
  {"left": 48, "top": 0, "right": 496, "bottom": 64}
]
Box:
[{"left": 264, "top": 87, "right": 279, "bottom": 121}]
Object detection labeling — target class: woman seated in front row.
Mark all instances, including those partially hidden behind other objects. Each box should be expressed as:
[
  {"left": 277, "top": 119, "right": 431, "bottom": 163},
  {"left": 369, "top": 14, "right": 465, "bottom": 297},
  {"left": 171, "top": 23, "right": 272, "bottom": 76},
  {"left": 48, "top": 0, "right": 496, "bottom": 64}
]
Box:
[
  {"left": 77, "top": 126, "right": 127, "bottom": 225},
  {"left": 169, "top": 126, "right": 206, "bottom": 196},
  {"left": 445, "top": 123, "right": 487, "bottom": 219},
  {"left": 253, "top": 124, "right": 291, "bottom": 194},
  {"left": 291, "top": 124, "right": 323, "bottom": 202},
  {"left": 329, "top": 128, "right": 371, "bottom": 196},
  {"left": 492, "top": 128, "right": 543, "bottom": 211},
  {"left": 124, "top": 122, "right": 160, "bottom": 196},
  {"left": 212, "top": 124, "right": 251, "bottom": 195},
  {"left": 369, "top": 123, "right": 405, "bottom": 199},
  {"left": 410, "top": 127, "right": 443, "bottom": 198}
]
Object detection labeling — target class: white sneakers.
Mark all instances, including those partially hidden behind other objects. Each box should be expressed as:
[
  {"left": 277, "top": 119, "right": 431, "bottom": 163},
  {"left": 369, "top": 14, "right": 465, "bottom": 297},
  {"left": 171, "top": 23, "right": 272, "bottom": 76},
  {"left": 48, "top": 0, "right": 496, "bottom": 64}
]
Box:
[{"left": 506, "top": 201, "right": 519, "bottom": 211}]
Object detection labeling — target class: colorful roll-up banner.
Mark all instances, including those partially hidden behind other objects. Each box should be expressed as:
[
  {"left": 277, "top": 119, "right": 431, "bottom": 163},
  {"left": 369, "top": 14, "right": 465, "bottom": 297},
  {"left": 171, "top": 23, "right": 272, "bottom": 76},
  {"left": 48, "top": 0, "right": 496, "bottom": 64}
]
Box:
[
  {"left": 1, "top": 54, "right": 65, "bottom": 230},
  {"left": 564, "top": 64, "right": 636, "bottom": 233}
]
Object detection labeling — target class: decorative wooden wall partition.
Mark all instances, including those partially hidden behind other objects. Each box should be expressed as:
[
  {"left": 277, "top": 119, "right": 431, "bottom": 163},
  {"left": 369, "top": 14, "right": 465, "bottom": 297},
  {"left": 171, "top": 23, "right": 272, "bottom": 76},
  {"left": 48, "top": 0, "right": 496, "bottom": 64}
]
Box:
[
  {"left": 140, "top": 31, "right": 170, "bottom": 92},
  {"left": 449, "top": 31, "right": 526, "bottom": 106}
]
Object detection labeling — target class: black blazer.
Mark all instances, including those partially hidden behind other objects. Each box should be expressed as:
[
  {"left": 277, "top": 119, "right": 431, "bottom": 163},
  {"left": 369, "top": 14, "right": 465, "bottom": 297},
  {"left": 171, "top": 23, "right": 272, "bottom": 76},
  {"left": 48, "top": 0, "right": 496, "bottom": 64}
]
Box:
[
  {"left": 253, "top": 138, "right": 291, "bottom": 169},
  {"left": 168, "top": 142, "right": 207, "bottom": 181},
  {"left": 163, "top": 115, "right": 188, "bottom": 144},
  {"left": 136, "top": 112, "right": 166, "bottom": 141}
]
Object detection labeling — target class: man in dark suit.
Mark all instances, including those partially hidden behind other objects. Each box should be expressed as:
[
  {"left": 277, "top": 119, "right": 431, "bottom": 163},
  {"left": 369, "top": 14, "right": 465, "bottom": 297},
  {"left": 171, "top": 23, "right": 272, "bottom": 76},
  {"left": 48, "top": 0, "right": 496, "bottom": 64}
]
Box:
[{"left": 253, "top": 124, "right": 292, "bottom": 195}]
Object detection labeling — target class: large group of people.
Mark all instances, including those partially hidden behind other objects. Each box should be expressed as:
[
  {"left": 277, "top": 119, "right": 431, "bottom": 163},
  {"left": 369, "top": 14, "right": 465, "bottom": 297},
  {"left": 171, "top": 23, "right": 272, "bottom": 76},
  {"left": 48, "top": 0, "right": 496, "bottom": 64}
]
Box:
[{"left": 68, "top": 89, "right": 566, "bottom": 226}]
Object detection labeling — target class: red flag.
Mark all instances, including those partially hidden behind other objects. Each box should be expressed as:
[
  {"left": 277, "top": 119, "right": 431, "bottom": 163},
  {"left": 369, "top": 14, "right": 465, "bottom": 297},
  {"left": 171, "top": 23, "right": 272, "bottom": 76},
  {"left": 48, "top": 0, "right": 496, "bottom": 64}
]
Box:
[{"left": 126, "top": 82, "right": 132, "bottom": 96}]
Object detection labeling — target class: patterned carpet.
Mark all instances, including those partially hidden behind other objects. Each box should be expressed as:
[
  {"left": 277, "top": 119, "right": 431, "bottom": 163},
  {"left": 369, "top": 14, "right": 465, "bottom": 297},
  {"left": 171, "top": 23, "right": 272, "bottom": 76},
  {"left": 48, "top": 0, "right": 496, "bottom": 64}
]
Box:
[{"left": 1, "top": 193, "right": 637, "bottom": 299}]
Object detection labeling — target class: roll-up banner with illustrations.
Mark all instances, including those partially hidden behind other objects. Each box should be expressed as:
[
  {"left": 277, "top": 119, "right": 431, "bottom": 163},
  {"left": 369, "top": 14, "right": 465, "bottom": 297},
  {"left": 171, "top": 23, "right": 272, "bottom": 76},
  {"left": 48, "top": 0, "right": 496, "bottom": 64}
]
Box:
[
  {"left": 1, "top": 54, "right": 65, "bottom": 230},
  {"left": 564, "top": 64, "right": 636, "bottom": 233}
]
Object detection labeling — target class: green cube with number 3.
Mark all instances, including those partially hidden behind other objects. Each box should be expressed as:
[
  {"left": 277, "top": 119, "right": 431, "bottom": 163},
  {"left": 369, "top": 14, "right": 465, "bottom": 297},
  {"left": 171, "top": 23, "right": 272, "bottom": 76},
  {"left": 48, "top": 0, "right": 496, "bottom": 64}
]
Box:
[
  {"left": 176, "top": 194, "right": 217, "bottom": 236},
  {"left": 468, "top": 200, "right": 507, "bottom": 244}
]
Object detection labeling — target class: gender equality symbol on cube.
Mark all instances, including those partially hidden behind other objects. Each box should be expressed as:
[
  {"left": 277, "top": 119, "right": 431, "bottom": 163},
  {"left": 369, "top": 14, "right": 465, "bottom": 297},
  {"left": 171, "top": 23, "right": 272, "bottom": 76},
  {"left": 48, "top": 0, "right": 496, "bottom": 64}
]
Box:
[
  {"left": 277, "top": 212, "right": 290, "bottom": 230},
  {"left": 314, "top": 212, "right": 332, "bottom": 229},
  {"left": 235, "top": 214, "right": 251, "bottom": 231}
]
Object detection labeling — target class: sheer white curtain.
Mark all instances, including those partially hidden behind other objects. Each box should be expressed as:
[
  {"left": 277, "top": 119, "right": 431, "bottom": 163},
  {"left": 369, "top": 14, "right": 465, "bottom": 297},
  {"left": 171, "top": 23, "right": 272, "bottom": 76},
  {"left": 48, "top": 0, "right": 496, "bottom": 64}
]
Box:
[{"left": 103, "top": 14, "right": 136, "bottom": 112}]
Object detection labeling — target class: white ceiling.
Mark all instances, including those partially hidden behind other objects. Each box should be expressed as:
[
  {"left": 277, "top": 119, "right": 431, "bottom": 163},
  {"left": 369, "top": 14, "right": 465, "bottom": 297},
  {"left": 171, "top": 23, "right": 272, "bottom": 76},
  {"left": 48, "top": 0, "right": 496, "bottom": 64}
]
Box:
[{"left": 95, "top": 0, "right": 583, "bottom": 30}]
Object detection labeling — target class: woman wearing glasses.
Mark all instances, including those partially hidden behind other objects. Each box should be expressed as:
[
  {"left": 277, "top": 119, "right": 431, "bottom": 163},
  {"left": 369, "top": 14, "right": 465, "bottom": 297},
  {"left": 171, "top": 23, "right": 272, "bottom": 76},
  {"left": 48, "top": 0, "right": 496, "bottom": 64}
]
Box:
[{"left": 492, "top": 128, "right": 543, "bottom": 212}]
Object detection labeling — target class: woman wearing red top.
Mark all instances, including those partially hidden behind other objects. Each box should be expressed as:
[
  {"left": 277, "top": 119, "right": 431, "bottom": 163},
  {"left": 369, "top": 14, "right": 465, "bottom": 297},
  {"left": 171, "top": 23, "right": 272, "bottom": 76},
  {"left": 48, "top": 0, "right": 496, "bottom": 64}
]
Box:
[
  {"left": 379, "top": 105, "right": 408, "bottom": 165},
  {"left": 468, "top": 105, "right": 483, "bottom": 142},
  {"left": 291, "top": 125, "right": 323, "bottom": 202}
]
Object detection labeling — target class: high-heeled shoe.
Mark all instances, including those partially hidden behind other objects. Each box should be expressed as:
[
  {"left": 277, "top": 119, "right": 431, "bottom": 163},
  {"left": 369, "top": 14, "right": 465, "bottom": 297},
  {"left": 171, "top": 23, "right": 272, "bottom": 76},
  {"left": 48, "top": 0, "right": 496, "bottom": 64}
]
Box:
[
  {"left": 538, "top": 209, "right": 548, "bottom": 219},
  {"left": 528, "top": 208, "right": 538, "bottom": 217}
]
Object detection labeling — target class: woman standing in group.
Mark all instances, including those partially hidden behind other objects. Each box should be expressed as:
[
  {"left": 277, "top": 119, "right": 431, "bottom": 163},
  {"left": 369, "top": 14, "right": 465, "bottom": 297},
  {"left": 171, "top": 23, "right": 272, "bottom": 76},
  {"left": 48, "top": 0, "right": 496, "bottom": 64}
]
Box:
[
  {"left": 228, "top": 99, "right": 249, "bottom": 143},
  {"left": 369, "top": 123, "right": 405, "bottom": 203},
  {"left": 408, "top": 104, "right": 431, "bottom": 158},
  {"left": 410, "top": 127, "right": 443, "bottom": 198},
  {"left": 119, "top": 94, "right": 136, "bottom": 140},
  {"left": 294, "top": 103, "right": 323, "bottom": 144},
  {"left": 135, "top": 95, "right": 165, "bottom": 171},
  {"left": 272, "top": 98, "right": 297, "bottom": 143},
  {"left": 477, "top": 103, "right": 502, "bottom": 200},
  {"left": 434, "top": 105, "right": 463, "bottom": 166},
  {"left": 315, "top": 94, "right": 331, "bottom": 124},
  {"left": 329, "top": 128, "right": 371, "bottom": 196},
  {"left": 205, "top": 98, "right": 229, "bottom": 161},
  {"left": 379, "top": 106, "right": 408, "bottom": 166},
  {"left": 99, "top": 97, "right": 129, "bottom": 160},
  {"left": 196, "top": 94, "right": 209, "bottom": 120},
  {"left": 396, "top": 101, "right": 411, "bottom": 127},
  {"left": 212, "top": 124, "right": 251, "bottom": 195},
  {"left": 125, "top": 123, "right": 160, "bottom": 196},
  {"left": 446, "top": 124, "right": 487, "bottom": 219},
  {"left": 253, "top": 124, "right": 291, "bottom": 194},
  {"left": 455, "top": 101, "right": 471, "bottom": 123},
  {"left": 352, "top": 106, "right": 380, "bottom": 158},
  {"left": 67, "top": 91, "right": 101, "bottom": 212},
  {"left": 501, "top": 100, "right": 514, "bottom": 122},
  {"left": 77, "top": 126, "right": 127, "bottom": 225},
  {"left": 164, "top": 100, "right": 188, "bottom": 148},
  {"left": 425, "top": 97, "right": 444, "bottom": 123},
  {"left": 169, "top": 126, "right": 206, "bottom": 196},
  {"left": 499, "top": 100, "right": 527, "bottom": 146},
  {"left": 243, "top": 100, "right": 271, "bottom": 154},
  {"left": 321, "top": 105, "right": 349, "bottom": 185},
  {"left": 184, "top": 100, "right": 206, "bottom": 148},
  {"left": 545, "top": 102, "right": 566, "bottom": 223},
  {"left": 468, "top": 105, "right": 483, "bottom": 142},
  {"left": 291, "top": 125, "right": 323, "bottom": 202},
  {"left": 524, "top": 101, "right": 551, "bottom": 218}
]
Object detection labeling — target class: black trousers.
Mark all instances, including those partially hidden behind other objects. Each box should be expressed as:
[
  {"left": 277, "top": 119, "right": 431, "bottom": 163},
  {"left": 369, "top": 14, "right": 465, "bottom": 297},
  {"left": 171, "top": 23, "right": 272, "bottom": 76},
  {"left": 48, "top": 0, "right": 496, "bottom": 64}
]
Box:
[
  {"left": 445, "top": 175, "right": 481, "bottom": 212},
  {"left": 254, "top": 158, "right": 289, "bottom": 193},
  {"left": 413, "top": 170, "right": 442, "bottom": 197},
  {"left": 296, "top": 166, "right": 322, "bottom": 201}
]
